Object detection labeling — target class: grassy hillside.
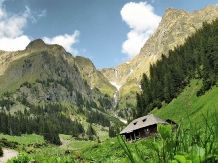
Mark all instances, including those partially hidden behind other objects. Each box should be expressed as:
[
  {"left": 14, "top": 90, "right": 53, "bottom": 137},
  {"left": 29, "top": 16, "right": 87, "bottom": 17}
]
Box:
[
  {"left": 74, "top": 56, "right": 116, "bottom": 97},
  {"left": 152, "top": 79, "right": 218, "bottom": 128}
]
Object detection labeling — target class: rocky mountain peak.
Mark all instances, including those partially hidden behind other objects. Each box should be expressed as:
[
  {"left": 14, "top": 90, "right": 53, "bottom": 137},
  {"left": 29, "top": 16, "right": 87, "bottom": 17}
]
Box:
[
  {"left": 99, "top": 5, "right": 218, "bottom": 109},
  {"left": 164, "top": 7, "right": 188, "bottom": 19},
  {"left": 25, "top": 39, "right": 46, "bottom": 51}
]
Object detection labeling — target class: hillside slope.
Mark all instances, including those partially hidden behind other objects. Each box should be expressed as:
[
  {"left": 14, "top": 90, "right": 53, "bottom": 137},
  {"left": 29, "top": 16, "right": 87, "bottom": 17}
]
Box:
[{"left": 152, "top": 79, "right": 218, "bottom": 128}]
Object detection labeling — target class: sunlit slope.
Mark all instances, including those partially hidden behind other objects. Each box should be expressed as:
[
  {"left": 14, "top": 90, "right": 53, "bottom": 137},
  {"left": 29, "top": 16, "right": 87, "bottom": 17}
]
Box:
[
  {"left": 152, "top": 79, "right": 218, "bottom": 127},
  {"left": 74, "top": 56, "right": 116, "bottom": 97}
]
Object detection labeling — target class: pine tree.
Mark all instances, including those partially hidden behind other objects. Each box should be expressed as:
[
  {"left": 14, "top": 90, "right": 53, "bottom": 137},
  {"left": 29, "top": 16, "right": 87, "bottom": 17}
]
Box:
[
  {"left": 109, "top": 126, "right": 116, "bottom": 138},
  {"left": 136, "top": 92, "right": 143, "bottom": 118},
  {"left": 0, "top": 145, "right": 3, "bottom": 157},
  {"left": 42, "top": 122, "right": 61, "bottom": 145},
  {"left": 86, "top": 124, "right": 96, "bottom": 140}
]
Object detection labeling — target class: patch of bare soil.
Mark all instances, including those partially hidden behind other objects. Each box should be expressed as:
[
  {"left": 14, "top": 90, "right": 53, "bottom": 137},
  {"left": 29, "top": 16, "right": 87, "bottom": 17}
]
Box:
[
  {"left": 0, "top": 148, "right": 18, "bottom": 163},
  {"left": 59, "top": 139, "right": 71, "bottom": 149}
]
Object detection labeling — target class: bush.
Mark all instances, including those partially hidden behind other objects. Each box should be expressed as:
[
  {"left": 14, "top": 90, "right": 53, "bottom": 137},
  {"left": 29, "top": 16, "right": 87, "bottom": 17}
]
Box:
[
  {"left": 0, "top": 138, "right": 19, "bottom": 149},
  {"left": 7, "top": 152, "right": 32, "bottom": 163}
]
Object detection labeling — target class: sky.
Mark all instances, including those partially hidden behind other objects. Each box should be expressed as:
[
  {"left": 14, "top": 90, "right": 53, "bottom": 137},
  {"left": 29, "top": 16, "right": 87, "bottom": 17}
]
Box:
[{"left": 0, "top": 0, "right": 217, "bottom": 69}]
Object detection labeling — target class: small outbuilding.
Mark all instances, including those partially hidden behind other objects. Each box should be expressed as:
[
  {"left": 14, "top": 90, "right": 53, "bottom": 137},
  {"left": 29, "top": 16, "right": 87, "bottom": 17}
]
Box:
[{"left": 119, "top": 114, "right": 169, "bottom": 142}]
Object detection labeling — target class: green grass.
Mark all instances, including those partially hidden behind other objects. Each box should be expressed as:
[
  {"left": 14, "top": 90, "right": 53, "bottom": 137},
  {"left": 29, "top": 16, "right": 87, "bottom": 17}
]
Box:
[
  {"left": 59, "top": 134, "right": 72, "bottom": 140},
  {"left": 152, "top": 79, "right": 218, "bottom": 128},
  {"left": 0, "top": 133, "right": 44, "bottom": 145},
  {"left": 59, "top": 134, "right": 96, "bottom": 150},
  {"left": 79, "top": 137, "right": 127, "bottom": 162},
  {"left": 67, "top": 140, "right": 95, "bottom": 150}
]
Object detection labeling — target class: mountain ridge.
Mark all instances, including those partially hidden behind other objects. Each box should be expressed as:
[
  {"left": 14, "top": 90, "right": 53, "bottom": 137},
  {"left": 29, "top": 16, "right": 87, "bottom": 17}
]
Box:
[
  {"left": 0, "top": 5, "right": 218, "bottom": 113},
  {"left": 0, "top": 39, "right": 116, "bottom": 114},
  {"left": 99, "top": 4, "right": 218, "bottom": 110}
]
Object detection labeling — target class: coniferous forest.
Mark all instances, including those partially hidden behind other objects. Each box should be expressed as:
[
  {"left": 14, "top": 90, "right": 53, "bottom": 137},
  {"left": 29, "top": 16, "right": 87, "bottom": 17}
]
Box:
[
  {"left": 135, "top": 19, "right": 218, "bottom": 118},
  {"left": 0, "top": 103, "right": 85, "bottom": 145}
]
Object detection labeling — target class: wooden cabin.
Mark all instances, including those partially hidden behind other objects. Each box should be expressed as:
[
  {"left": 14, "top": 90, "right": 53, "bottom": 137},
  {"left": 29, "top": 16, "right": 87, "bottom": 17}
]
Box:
[{"left": 119, "top": 114, "right": 169, "bottom": 142}]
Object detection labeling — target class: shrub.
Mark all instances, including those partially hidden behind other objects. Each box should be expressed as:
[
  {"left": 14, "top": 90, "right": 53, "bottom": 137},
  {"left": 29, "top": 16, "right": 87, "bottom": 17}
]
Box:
[
  {"left": 0, "top": 138, "right": 19, "bottom": 149},
  {"left": 7, "top": 152, "right": 32, "bottom": 163}
]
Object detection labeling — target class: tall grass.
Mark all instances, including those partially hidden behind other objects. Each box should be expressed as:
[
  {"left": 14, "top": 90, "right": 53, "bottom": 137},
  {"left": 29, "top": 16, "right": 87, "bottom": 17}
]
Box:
[{"left": 119, "top": 112, "right": 218, "bottom": 163}]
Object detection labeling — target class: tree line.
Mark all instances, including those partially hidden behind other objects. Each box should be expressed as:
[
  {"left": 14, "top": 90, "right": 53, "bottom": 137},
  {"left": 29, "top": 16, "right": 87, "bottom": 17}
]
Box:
[
  {"left": 135, "top": 18, "right": 218, "bottom": 118},
  {"left": 86, "top": 110, "right": 110, "bottom": 127},
  {"left": 0, "top": 103, "right": 85, "bottom": 145}
]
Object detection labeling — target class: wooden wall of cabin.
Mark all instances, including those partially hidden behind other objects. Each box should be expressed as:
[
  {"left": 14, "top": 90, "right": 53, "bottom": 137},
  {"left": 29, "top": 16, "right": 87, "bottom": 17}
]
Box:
[
  {"left": 137, "top": 124, "right": 158, "bottom": 139},
  {"left": 123, "top": 124, "right": 158, "bottom": 142}
]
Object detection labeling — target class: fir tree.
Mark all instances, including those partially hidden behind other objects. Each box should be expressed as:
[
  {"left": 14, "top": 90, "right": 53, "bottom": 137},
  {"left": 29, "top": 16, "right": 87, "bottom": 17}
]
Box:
[
  {"left": 109, "top": 126, "right": 116, "bottom": 138},
  {"left": 0, "top": 145, "right": 3, "bottom": 157},
  {"left": 86, "top": 124, "right": 96, "bottom": 140}
]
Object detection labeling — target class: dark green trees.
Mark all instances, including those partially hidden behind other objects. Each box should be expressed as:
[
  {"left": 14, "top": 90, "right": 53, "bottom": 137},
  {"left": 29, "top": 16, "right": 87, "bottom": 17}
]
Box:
[
  {"left": 86, "top": 124, "right": 97, "bottom": 140},
  {"left": 86, "top": 110, "right": 110, "bottom": 127},
  {"left": 0, "top": 145, "right": 3, "bottom": 157},
  {"left": 42, "top": 122, "right": 61, "bottom": 146},
  {"left": 109, "top": 126, "right": 116, "bottom": 138},
  {"left": 0, "top": 103, "right": 85, "bottom": 145}
]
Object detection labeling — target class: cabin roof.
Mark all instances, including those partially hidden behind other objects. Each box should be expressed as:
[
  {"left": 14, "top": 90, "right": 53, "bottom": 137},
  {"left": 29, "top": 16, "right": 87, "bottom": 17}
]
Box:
[{"left": 119, "top": 114, "right": 168, "bottom": 134}]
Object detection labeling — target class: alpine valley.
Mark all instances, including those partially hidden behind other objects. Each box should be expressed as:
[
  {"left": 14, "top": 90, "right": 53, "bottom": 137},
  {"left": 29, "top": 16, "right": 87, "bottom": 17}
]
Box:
[{"left": 1, "top": 4, "right": 218, "bottom": 163}]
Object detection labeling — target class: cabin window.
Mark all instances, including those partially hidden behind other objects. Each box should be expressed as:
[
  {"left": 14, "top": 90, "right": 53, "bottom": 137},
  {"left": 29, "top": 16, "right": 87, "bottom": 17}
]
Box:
[
  {"left": 133, "top": 122, "right": 137, "bottom": 125},
  {"left": 142, "top": 118, "right": 147, "bottom": 122}
]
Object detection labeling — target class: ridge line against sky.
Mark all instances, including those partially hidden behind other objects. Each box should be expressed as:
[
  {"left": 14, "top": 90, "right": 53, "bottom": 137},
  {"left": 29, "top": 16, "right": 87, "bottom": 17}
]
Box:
[{"left": 0, "top": 0, "right": 217, "bottom": 69}]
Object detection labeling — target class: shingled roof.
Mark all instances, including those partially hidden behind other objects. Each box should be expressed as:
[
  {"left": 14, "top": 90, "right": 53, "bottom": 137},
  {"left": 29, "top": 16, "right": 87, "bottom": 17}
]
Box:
[{"left": 120, "top": 114, "right": 168, "bottom": 134}]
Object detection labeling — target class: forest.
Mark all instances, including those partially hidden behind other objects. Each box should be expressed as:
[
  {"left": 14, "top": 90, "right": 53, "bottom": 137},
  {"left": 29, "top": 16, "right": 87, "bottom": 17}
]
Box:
[{"left": 0, "top": 103, "right": 85, "bottom": 145}]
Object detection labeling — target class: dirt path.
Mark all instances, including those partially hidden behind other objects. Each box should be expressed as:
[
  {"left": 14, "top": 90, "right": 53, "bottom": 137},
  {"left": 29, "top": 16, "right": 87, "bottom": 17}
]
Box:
[
  {"left": 0, "top": 149, "right": 19, "bottom": 163},
  {"left": 59, "top": 139, "right": 72, "bottom": 149}
]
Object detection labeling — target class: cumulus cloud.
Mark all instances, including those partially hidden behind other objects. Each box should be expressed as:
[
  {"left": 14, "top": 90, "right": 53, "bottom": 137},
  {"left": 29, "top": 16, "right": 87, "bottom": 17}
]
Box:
[
  {"left": 0, "top": 35, "right": 30, "bottom": 51},
  {"left": 43, "top": 31, "right": 80, "bottom": 55},
  {"left": 0, "top": 0, "right": 79, "bottom": 54},
  {"left": 0, "top": 1, "right": 46, "bottom": 51},
  {"left": 121, "top": 2, "right": 161, "bottom": 57}
]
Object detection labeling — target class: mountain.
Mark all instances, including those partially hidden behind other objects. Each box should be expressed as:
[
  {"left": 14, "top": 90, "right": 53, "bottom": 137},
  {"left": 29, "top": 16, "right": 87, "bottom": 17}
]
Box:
[
  {"left": 0, "top": 39, "right": 115, "bottom": 110},
  {"left": 74, "top": 56, "right": 116, "bottom": 97},
  {"left": 99, "top": 5, "right": 218, "bottom": 110},
  {"left": 0, "top": 5, "right": 218, "bottom": 122}
]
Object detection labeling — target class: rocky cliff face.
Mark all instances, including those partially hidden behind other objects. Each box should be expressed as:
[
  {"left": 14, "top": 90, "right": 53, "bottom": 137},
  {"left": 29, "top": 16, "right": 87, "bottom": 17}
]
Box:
[
  {"left": 0, "top": 39, "right": 114, "bottom": 107},
  {"left": 99, "top": 5, "right": 218, "bottom": 109}
]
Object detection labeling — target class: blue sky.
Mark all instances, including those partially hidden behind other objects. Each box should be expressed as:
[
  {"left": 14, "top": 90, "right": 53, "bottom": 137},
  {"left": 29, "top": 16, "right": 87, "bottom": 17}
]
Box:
[{"left": 0, "top": 0, "right": 217, "bottom": 69}]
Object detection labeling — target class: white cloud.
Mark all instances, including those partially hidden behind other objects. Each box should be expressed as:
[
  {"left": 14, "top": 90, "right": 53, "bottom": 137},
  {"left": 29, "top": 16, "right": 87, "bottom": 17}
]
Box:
[
  {"left": 0, "top": 1, "right": 46, "bottom": 51},
  {"left": 121, "top": 2, "right": 161, "bottom": 58},
  {"left": 0, "top": 35, "right": 30, "bottom": 51},
  {"left": 37, "top": 9, "right": 47, "bottom": 18},
  {"left": 0, "top": 7, "right": 28, "bottom": 38},
  {"left": 43, "top": 31, "right": 80, "bottom": 55},
  {"left": 0, "top": 0, "right": 79, "bottom": 54}
]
